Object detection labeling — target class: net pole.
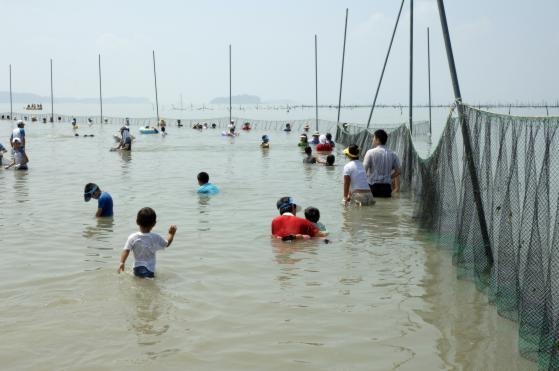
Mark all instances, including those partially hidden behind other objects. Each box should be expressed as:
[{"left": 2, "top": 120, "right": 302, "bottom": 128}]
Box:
[
  {"left": 229, "top": 44, "right": 232, "bottom": 125},
  {"left": 436, "top": 0, "right": 493, "bottom": 266},
  {"left": 336, "top": 8, "right": 348, "bottom": 128},
  {"left": 409, "top": 0, "right": 413, "bottom": 135},
  {"left": 9, "top": 64, "right": 12, "bottom": 120},
  {"left": 427, "top": 27, "right": 432, "bottom": 135},
  {"left": 152, "top": 50, "right": 160, "bottom": 125},
  {"left": 366, "top": 0, "right": 405, "bottom": 129},
  {"left": 50, "top": 59, "right": 54, "bottom": 123},
  {"left": 98, "top": 54, "right": 103, "bottom": 125},
  {"left": 314, "top": 34, "right": 318, "bottom": 132}
]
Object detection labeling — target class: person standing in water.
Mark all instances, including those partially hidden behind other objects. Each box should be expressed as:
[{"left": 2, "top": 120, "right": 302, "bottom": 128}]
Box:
[
  {"left": 196, "top": 172, "right": 220, "bottom": 195},
  {"left": 343, "top": 144, "right": 375, "bottom": 206},
  {"left": 10, "top": 120, "right": 26, "bottom": 150},
  {"left": 83, "top": 183, "right": 114, "bottom": 217},
  {"left": 118, "top": 207, "right": 177, "bottom": 278},
  {"left": 117, "top": 118, "right": 132, "bottom": 151},
  {"left": 4, "top": 138, "right": 28, "bottom": 170},
  {"left": 362, "top": 129, "right": 401, "bottom": 198}
]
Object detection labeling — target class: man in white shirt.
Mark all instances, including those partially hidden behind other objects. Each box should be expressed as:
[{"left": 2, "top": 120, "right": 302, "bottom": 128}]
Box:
[
  {"left": 10, "top": 120, "right": 26, "bottom": 149},
  {"left": 363, "top": 129, "right": 401, "bottom": 197},
  {"left": 118, "top": 118, "right": 132, "bottom": 150}
]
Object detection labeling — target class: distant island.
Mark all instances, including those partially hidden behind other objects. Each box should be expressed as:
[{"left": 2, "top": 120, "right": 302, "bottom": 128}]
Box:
[
  {"left": 210, "top": 94, "right": 261, "bottom": 105},
  {"left": 0, "top": 91, "right": 150, "bottom": 104}
]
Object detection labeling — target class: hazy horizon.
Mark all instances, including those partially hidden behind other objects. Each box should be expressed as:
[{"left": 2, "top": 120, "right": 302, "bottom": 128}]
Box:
[{"left": 1, "top": 1, "right": 557, "bottom": 107}]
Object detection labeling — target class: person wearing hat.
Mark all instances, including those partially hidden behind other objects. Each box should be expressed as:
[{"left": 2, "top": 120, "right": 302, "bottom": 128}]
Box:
[
  {"left": 303, "top": 123, "right": 310, "bottom": 132},
  {"left": 310, "top": 131, "right": 320, "bottom": 145},
  {"left": 298, "top": 133, "right": 308, "bottom": 147},
  {"left": 362, "top": 129, "right": 401, "bottom": 197},
  {"left": 271, "top": 196, "right": 327, "bottom": 239},
  {"left": 261, "top": 135, "right": 270, "bottom": 148},
  {"left": 116, "top": 118, "right": 132, "bottom": 151},
  {"left": 10, "top": 120, "right": 26, "bottom": 149},
  {"left": 84, "top": 183, "right": 113, "bottom": 217},
  {"left": 343, "top": 144, "right": 375, "bottom": 206},
  {"left": 4, "top": 137, "right": 28, "bottom": 170}
]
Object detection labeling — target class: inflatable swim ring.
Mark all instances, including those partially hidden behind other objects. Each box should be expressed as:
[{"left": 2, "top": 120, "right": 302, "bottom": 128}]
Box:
[
  {"left": 140, "top": 127, "right": 159, "bottom": 134},
  {"left": 221, "top": 131, "right": 239, "bottom": 137}
]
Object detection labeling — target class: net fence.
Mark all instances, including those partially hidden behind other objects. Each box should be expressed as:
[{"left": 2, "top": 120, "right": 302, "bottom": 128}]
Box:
[
  {"left": 0, "top": 112, "right": 347, "bottom": 133},
  {"left": 336, "top": 103, "right": 559, "bottom": 370}
]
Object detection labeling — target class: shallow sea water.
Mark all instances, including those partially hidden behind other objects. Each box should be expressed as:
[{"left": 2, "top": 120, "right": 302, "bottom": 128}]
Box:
[{"left": 0, "top": 119, "right": 535, "bottom": 370}]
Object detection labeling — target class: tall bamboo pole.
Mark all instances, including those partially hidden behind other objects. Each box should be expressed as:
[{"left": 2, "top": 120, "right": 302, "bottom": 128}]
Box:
[
  {"left": 229, "top": 44, "right": 232, "bottom": 125},
  {"left": 152, "top": 50, "right": 160, "bottom": 125},
  {"left": 409, "top": 0, "right": 414, "bottom": 134},
  {"left": 98, "top": 54, "right": 103, "bottom": 124},
  {"left": 436, "top": 0, "right": 493, "bottom": 266},
  {"left": 314, "top": 35, "right": 318, "bottom": 131},
  {"left": 9, "top": 64, "right": 13, "bottom": 119},
  {"left": 427, "top": 27, "right": 432, "bottom": 135},
  {"left": 366, "top": 0, "right": 405, "bottom": 129},
  {"left": 50, "top": 59, "right": 54, "bottom": 122},
  {"left": 336, "top": 9, "right": 349, "bottom": 128}
]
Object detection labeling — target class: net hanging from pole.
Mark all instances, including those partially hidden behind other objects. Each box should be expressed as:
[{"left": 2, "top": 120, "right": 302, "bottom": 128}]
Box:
[{"left": 336, "top": 103, "right": 559, "bottom": 369}]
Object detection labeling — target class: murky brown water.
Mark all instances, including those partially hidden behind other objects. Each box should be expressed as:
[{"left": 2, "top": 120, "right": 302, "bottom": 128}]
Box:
[{"left": 0, "top": 119, "right": 535, "bottom": 370}]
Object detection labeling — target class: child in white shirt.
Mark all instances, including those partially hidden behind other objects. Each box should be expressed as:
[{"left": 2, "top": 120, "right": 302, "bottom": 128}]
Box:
[{"left": 118, "top": 207, "right": 177, "bottom": 278}]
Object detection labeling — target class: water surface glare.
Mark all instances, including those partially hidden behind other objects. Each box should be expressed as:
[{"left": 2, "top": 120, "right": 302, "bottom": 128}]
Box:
[{"left": 0, "top": 122, "right": 534, "bottom": 370}]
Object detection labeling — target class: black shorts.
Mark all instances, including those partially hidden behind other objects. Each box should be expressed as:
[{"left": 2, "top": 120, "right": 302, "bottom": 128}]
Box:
[{"left": 370, "top": 183, "right": 392, "bottom": 198}]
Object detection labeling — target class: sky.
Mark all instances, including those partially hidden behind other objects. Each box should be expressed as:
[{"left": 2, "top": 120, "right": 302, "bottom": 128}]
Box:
[{"left": 1, "top": 0, "right": 558, "bottom": 106}]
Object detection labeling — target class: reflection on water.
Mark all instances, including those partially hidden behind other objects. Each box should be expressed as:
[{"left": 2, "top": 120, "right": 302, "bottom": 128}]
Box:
[
  {"left": 272, "top": 239, "right": 323, "bottom": 292},
  {"left": 197, "top": 195, "right": 211, "bottom": 232},
  {"left": 416, "top": 234, "right": 537, "bottom": 370},
  {"left": 82, "top": 217, "right": 115, "bottom": 241},
  {"left": 130, "top": 280, "right": 170, "bottom": 341},
  {"left": 12, "top": 169, "right": 29, "bottom": 204},
  {"left": 260, "top": 146, "right": 269, "bottom": 159},
  {"left": 119, "top": 150, "right": 132, "bottom": 165},
  {"left": 0, "top": 120, "right": 535, "bottom": 370},
  {"left": 83, "top": 218, "right": 115, "bottom": 271}
]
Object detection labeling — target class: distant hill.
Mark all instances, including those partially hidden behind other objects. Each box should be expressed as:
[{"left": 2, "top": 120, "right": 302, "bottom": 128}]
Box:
[
  {"left": 210, "top": 94, "right": 261, "bottom": 105},
  {"left": 0, "top": 91, "right": 150, "bottom": 104}
]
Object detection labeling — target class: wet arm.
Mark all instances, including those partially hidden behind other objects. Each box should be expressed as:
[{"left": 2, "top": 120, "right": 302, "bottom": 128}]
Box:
[
  {"left": 4, "top": 158, "right": 15, "bottom": 169},
  {"left": 166, "top": 225, "right": 177, "bottom": 247},
  {"left": 362, "top": 152, "right": 371, "bottom": 175},
  {"left": 343, "top": 175, "right": 351, "bottom": 203},
  {"left": 118, "top": 250, "right": 130, "bottom": 273}
]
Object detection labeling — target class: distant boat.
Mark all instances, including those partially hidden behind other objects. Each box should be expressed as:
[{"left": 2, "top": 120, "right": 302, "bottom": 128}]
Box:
[{"left": 25, "top": 104, "right": 43, "bottom": 110}]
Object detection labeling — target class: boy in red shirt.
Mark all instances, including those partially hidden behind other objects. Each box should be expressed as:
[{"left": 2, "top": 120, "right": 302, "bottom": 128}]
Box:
[{"left": 271, "top": 196, "right": 328, "bottom": 240}]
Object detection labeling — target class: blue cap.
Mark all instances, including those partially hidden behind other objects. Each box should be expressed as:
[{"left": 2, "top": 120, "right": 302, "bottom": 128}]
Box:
[
  {"left": 276, "top": 196, "right": 302, "bottom": 213},
  {"left": 84, "top": 185, "right": 98, "bottom": 202}
]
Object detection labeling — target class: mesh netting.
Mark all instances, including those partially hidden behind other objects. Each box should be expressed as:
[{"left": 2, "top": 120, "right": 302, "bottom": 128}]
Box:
[
  {"left": 336, "top": 104, "right": 559, "bottom": 370},
  {"left": 1, "top": 112, "right": 350, "bottom": 134}
]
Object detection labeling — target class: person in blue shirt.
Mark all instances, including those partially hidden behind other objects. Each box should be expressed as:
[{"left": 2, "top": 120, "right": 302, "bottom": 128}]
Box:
[
  {"left": 84, "top": 183, "right": 114, "bottom": 217},
  {"left": 197, "top": 172, "right": 219, "bottom": 195}
]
